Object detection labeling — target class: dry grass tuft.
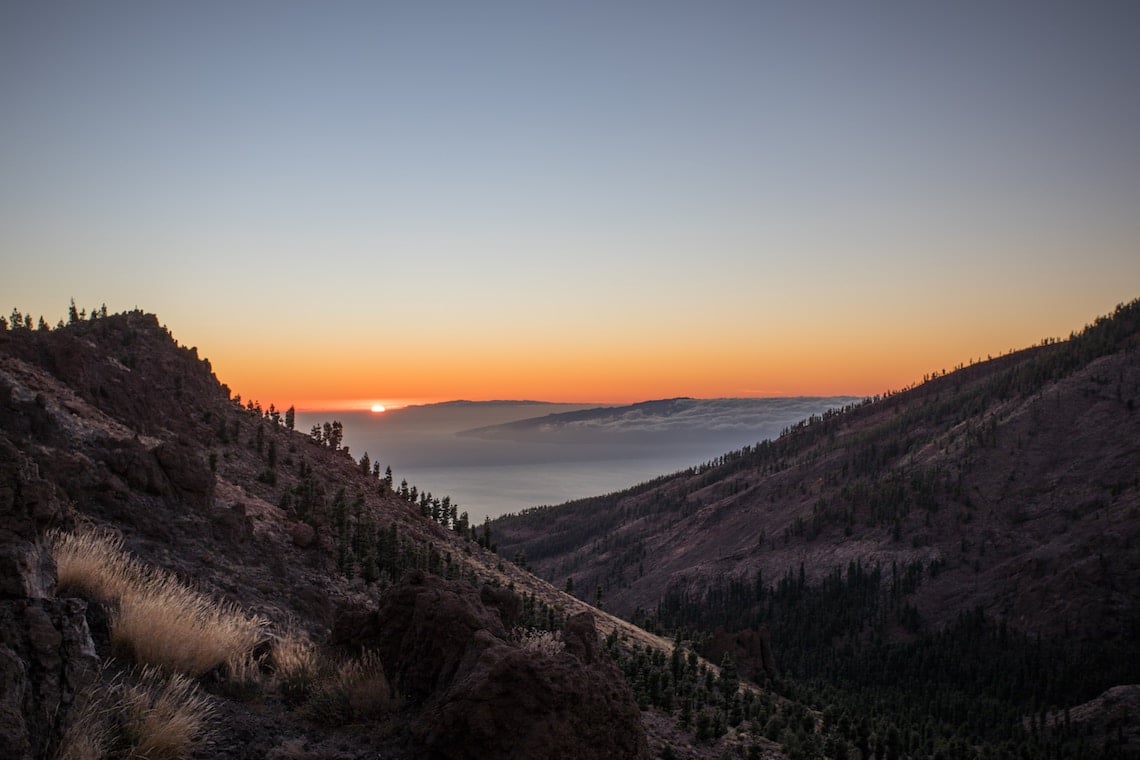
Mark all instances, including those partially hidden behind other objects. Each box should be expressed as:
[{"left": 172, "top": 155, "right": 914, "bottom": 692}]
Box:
[
  {"left": 303, "top": 650, "right": 394, "bottom": 724},
  {"left": 111, "top": 572, "right": 265, "bottom": 677},
  {"left": 338, "top": 650, "right": 393, "bottom": 719},
  {"left": 219, "top": 650, "right": 267, "bottom": 701},
  {"left": 55, "top": 668, "right": 215, "bottom": 760},
  {"left": 49, "top": 527, "right": 265, "bottom": 677},
  {"left": 120, "top": 668, "right": 216, "bottom": 759},
  {"left": 49, "top": 527, "right": 141, "bottom": 602},
  {"left": 514, "top": 627, "right": 565, "bottom": 656},
  {"left": 272, "top": 630, "right": 318, "bottom": 703},
  {"left": 54, "top": 685, "right": 114, "bottom": 760}
]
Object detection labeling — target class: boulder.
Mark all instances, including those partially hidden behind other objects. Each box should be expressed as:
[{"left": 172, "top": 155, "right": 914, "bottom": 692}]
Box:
[
  {"left": 424, "top": 613, "right": 648, "bottom": 760},
  {"left": 154, "top": 437, "right": 214, "bottom": 501},
  {"left": 334, "top": 572, "right": 649, "bottom": 760}
]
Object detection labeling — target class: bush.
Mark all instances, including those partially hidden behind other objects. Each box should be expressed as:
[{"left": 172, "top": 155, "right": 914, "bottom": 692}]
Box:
[{"left": 513, "top": 627, "right": 565, "bottom": 656}]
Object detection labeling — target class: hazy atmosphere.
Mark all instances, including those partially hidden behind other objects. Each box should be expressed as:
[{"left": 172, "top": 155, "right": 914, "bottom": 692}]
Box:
[
  {"left": 4, "top": 3, "right": 1139, "bottom": 409},
  {"left": 296, "top": 396, "right": 858, "bottom": 519}
]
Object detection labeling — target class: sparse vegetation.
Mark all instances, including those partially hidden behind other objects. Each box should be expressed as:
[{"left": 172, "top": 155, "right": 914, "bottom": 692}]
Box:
[
  {"left": 56, "top": 668, "right": 215, "bottom": 760},
  {"left": 302, "top": 651, "right": 394, "bottom": 725},
  {"left": 272, "top": 630, "right": 319, "bottom": 704},
  {"left": 50, "top": 527, "right": 141, "bottom": 602},
  {"left": 49, "top": 527, "right": 265, "bottom": 677},
  {"left": 514, "top": 627, "right": 565, "bottom": 656}
]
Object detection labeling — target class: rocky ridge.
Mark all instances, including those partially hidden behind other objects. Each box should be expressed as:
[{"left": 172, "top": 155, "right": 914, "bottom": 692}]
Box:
[
  {"left": 495, "top": 300, "right": 1140, "bottom": 643},
  {"left": 0, "top": 311, "right": 680, "bottom": 759}
]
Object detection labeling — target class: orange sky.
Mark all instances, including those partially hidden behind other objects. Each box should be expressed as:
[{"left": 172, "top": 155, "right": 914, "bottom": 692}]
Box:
[
  {"left": 3, "top": 5, "right": 1138, "bottom": 412},
  {"left": 191, "top": 292, "right": 1129, "bottom": 411}
]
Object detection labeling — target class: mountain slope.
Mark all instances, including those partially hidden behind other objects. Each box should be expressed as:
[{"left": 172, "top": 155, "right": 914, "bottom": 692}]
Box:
[
  {"left": 0, "top": 310, "right": 688, "bottom": 760},
  {"left": 494, "top": 300, "right": 1140, "bottom": 642}
]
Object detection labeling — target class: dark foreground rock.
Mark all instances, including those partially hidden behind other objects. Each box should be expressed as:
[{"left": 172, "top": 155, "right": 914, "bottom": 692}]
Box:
[
  {"left": 0, "top": 434, "right": 99, "bottom": 760},
  {"left": 335, "top": 572, "right": 649, "bottom": 760},
  {"left": 0, "top": 598, "right": 99, "bottom": 760}
]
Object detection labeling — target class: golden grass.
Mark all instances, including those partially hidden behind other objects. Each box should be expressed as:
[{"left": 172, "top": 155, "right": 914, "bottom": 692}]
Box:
[
  {"left": 49, "top": 527, "right": 141, "bottom": 602},
  {"left": 111, "top": 572, "right": 265, "bottom": 677},
  {"left": 54, "top": 691, "right": 110, "bottom": 760},
  {"left": 337, "top": 650, "right": 393, "bottom": 719},
  {"left": 48, "top": 527, "right": 265, "bottom": 677},
  {"left": 120, "top": 668, "right": 216, "bottom": 759},
  {"left": 272, "top": 630, "right": 317, "bottom": 702},
  {"left": 55, "top": 668, "right": 215, "bottom": 760}
]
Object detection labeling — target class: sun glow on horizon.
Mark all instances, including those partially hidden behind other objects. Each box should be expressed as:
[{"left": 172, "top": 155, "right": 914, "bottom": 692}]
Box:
[{"left": 370, "top": 404, "right": 386, "bottom": 413}]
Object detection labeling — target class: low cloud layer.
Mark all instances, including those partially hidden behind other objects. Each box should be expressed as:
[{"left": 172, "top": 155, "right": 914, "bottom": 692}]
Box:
[
  {"left": 459, "top": 397, "right": 861, "bottom": 445},
  {"left": 297, "top": 397, "right": 861, "bottom": 518}
]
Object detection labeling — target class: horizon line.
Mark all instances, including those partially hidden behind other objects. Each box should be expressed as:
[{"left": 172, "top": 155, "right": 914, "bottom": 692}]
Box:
[{"left": 289, "top": 393, "right": 868, "bottom": 414}]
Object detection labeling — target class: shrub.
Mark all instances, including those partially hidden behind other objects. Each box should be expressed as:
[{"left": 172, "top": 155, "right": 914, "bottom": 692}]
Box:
[{"left": 513, "top": 627, "right": 565, "bottom": 656}]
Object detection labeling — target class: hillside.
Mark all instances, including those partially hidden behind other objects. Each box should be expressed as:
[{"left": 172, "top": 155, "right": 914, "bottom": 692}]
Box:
[
  {"left": 1, "top": 309, "right": 756, "bottom": 760},
  {"left": 495, "top": 300, "right": 1140, "bottom": 637},
  {"left": 494, "top": 300, "right": 1140, "bottom": 756},
  {"left": 4, "top": 303, "right": 1138, "bottom": 760}
]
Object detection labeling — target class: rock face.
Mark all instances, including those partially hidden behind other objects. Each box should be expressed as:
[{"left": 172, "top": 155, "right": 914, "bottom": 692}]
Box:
[
  {"left": 0, "top": 599, "right": 99, "bottom": 760},
  {"left": 0, "top": 439, "right": 98, "bottom": 760},
  {"left": 335, "top": 572, "right": 649, "bottom": 760},
  {"left": 705, "top": 626, "right": 778, "bottom": 683}
]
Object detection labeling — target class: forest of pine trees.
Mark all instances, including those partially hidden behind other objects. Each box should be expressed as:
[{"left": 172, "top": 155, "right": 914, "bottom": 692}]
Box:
[{"left": 636, "top": 562, "right": 1140, "bottom": 758}]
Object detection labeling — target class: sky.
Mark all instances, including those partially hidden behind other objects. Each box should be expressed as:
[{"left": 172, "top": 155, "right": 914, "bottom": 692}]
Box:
[{"left": 2, "top": 2, "right": 1138, "bottom": 410}]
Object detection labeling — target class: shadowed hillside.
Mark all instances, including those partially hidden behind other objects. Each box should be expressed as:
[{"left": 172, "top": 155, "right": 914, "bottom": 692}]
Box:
[
  {"left": 494, "top": 299, "right": 1140, "bottom": 757},
  {"left": 0, "top": 309, "right": 681, "bottom": 760},
  {"left": 5, "top": 302, "right": 1138, "bottom": 760}
]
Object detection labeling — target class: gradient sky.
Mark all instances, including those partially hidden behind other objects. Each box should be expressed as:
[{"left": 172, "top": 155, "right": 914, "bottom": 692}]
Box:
[{"left": 2, "top": 2, "right": 1138, "bottom": 410}]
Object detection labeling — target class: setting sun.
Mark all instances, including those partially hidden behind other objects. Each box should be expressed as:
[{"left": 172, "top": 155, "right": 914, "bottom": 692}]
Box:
[{"left": 370, "top": 404, "right": 386, "bottom": 413}]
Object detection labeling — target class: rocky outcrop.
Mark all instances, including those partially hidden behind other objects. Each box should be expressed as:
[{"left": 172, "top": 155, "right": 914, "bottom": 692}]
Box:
[
  {"left": 0, "top": 599, "right": 99, "bottom": 759},
  {"left": 334, "top": 572, "right": 649, "bottom": 760},
  {"left": 333, "top": 571, "right": 509, "bottom": 704},
  {"left": 424, "top": 610, "right": 648, "bottom": 760},
  {"left": 0, "top": 439, "right": 98, "bottom": 759},
  {"left": 705, "top": 625, "right": 778, "bottom": 683},
  {"left": 1055, "top": 684, "right": 1140, "bottom": 755}
]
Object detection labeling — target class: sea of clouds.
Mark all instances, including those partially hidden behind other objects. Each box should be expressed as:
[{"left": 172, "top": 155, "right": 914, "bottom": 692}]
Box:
[{"left": 297, "top": 396, "right": 859, "bottom": 520}]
